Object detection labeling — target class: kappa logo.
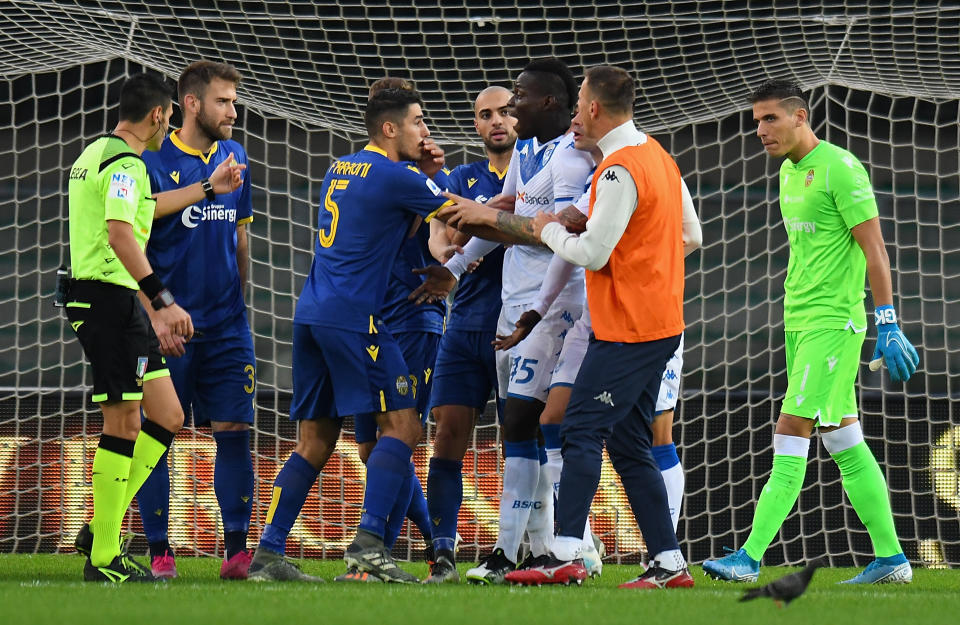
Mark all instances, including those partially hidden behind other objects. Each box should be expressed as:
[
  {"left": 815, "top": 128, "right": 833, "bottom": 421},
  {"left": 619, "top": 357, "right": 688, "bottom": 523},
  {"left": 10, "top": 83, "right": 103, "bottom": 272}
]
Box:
[
  {"left": 663, "top": 369, "right": 677, "bottom": 381},
  {"left": 366, "top": 345, "right": 379, "bottom": 361},
  {"left": 603, "top": 169, "right": 620, "bottom": 182},
  {"left": 594, "top": 391, "right": 615, "bottom": 407},
  {"left": 467, "top": 177, "right": 477, "bottom": 189},
  {"left": 170, "top": 171, "right": 180, "bottom": 184}
]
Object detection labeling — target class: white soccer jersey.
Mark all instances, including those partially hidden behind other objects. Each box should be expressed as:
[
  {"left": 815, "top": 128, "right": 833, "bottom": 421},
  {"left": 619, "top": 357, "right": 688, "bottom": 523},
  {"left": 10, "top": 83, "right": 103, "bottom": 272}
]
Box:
[{"left": 499, "top": 132, "right": 594, "bottom": 307}]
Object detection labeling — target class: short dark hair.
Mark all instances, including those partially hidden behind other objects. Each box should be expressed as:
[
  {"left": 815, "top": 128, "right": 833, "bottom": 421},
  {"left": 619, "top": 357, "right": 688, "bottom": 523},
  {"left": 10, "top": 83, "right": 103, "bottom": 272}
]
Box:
[
  {"left": 749, "top": 79, "right": 808, "bottom": 112},
  {"left": 523, "top": 57, "right": 578, "bottom": 111},
  {"left": 584, "top": 66, "right": 635, "bottom": 115},
  {"left": 368, "top": 77, "right": 415, "bottom": 98},
  {"left": 364, "top": 87, "right": 422, "bottom": 137},
  {"left": 178, "top": 61, "right": 242, "bottom": 103},
  {"left": 119, "top": 73, "right": 173, "bottom": 122}
]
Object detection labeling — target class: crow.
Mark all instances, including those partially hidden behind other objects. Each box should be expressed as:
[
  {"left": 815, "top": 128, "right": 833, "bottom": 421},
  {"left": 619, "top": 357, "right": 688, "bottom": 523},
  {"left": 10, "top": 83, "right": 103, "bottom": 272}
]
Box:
[{"left": 739, "top": 558, "right": 826, "bottom": 607}]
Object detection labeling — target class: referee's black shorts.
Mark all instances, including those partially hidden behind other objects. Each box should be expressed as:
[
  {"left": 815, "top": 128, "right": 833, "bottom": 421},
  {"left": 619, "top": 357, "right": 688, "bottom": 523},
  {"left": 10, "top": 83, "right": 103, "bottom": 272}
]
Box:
[{"left": 65, "top": 280, "right": 168, "bottom": 403}]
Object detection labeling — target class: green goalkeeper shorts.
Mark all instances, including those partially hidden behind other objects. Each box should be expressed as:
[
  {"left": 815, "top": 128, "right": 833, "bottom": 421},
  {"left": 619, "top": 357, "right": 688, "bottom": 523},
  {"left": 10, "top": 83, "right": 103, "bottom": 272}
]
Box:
[{"left": 782, "top": 328, "right": 866, "bottom": 427}]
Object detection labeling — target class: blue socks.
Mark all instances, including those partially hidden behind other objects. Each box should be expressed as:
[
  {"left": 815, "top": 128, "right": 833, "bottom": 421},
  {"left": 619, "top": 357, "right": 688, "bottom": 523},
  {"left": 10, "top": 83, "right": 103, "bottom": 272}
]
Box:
[
  {"left": 259, "top": 452, "right": 319, "bottom": 555},
  {"left": 427, "top": 458, "right": 462, "bottom": 553},
  {"left": 358, "top": 436, "right": 413, "bottom": 540},
  {"left": 214, "top": 430, "right": 254, "bottom": 559},
  {"left": 383, "top": 462, "right": 415, "bottom": 549},
  {"left": 652, "top": 443, "right": 681, "bottom": 471},
  {"left": 136, "top": 448, "right": 171, "bottom": 557},
  {"left": 541, "top": 423, "right": 562, "bottom": 451},
  {"left": 406, "top": 471, "right": 432, "bottom": 542}
]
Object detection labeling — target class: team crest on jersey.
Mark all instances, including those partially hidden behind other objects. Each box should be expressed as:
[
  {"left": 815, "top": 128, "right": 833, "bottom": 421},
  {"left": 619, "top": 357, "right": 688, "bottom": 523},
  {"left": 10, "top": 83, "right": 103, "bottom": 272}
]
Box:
[
  {"left": 518, "top": 139, "right": 559, "bottom": 185},
  {"left": 170, "top": 171, "right": 180, "bottom": 184},
  {"left": 805, "top": 169, "right": 815, "bottom": 187},
  {"left": 396, "top": 376, "right": 409, "bottom": 396},
  {"left": 467, "top": 177, "right": 477, "bottom": 189}
]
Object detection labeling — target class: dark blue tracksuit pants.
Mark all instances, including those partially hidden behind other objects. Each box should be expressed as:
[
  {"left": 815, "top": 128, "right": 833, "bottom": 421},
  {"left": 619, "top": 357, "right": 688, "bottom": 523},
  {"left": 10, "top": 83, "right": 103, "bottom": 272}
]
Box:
[{"left": 556, "top": 333, "right": 682, "bottom": 558}]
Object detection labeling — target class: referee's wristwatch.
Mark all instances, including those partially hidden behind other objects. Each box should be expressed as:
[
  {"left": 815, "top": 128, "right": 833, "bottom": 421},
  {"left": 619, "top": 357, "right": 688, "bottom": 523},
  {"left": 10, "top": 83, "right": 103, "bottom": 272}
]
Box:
[
  {"left": 151, "top": 289, "right": 175, "bottom": 311},
  {"left": 200, "top": 177, "right": 216, "bottom": 202}
]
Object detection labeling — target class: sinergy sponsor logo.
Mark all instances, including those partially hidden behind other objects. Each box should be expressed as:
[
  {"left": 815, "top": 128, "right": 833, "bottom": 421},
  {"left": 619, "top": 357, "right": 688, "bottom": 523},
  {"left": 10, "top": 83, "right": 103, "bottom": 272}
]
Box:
[{"left": 181, "top": 204, "right": 237, "bottom": 228}]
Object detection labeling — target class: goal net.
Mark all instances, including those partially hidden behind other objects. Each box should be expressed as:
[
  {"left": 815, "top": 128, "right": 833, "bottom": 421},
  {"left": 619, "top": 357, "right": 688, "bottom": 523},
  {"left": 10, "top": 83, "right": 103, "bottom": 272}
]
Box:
[{"left": 1, "top": 1, "right": 957, "bottom": 567}]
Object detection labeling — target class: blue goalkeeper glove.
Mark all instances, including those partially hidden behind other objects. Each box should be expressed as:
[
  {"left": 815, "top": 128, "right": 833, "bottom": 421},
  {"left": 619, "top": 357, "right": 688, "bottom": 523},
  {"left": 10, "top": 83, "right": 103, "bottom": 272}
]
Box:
[{"left": 871, "top": 305, "right": 919, "bottom": 382}]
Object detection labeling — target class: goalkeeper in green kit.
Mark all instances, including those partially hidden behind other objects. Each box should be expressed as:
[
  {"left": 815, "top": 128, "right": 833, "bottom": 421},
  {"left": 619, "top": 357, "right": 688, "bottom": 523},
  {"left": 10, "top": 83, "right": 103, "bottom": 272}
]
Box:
[{"left": 703, "top": 79, "right": 919, "bottom": 585}]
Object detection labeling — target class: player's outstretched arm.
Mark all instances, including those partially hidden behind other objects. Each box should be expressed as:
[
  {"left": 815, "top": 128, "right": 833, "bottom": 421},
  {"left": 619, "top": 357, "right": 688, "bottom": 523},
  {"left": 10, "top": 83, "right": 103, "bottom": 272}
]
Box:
[
  {"left": 851, "top": 217, "right": 919, "bottom": 382},
  {"left": 153, "top": 152, "right": 246, "bottom": 218},
  {"left": 438, "top": 192, "right": 548, "bottom": 246}
]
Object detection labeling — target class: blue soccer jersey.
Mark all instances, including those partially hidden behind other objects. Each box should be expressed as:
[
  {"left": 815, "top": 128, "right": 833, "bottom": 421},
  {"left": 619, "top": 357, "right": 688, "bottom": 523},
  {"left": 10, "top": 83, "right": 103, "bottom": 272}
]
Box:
[
  {"left": 445, "top": 159, "right": 507, "bottom": 332},
  {"left": 143, "top": 130, "right": 252, "bottom": 338},
  {"left": 294, "top": 146, "right": 453, "bottom": 332}
]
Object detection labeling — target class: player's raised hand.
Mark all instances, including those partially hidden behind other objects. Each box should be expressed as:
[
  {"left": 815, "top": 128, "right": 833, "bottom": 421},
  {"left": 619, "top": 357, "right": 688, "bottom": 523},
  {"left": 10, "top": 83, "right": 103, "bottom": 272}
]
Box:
[
  {"left": 871, "top": 305, "right": 920, "bottom": 382},
  {"left": 418, "top": 138, "right": 445, "bottom": 178},
  {"left": 209, "top": 152, "right": 246, "bottom": 194},
  {"left": 439, "top": 192, "right": 497, "bottom": 230},
  {"left": 493, "top": 310, "right": 541, "bottom": 351},
  {"left": 409, "top": 265, "right": 457, "bottom": 305}
]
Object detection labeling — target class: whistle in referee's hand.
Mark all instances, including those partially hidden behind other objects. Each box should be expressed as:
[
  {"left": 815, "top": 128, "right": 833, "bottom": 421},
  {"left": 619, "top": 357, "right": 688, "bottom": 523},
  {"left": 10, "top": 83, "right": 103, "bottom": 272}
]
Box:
[{"left": 54, "top": 265, "right": 70, "bottom": 308}]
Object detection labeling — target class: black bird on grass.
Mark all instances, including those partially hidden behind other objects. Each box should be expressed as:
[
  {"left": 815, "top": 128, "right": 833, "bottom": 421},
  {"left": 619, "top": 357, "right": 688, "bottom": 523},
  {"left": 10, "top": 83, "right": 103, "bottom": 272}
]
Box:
[{"left": 739, "top": 558, "right": 826, "bottom": 607}]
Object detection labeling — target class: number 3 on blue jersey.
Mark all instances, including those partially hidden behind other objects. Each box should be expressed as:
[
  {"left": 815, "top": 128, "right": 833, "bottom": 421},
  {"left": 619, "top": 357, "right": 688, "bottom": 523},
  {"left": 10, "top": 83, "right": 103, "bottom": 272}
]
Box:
[{"left": 320, "top": 179, "right": 350, "bottom": 247}]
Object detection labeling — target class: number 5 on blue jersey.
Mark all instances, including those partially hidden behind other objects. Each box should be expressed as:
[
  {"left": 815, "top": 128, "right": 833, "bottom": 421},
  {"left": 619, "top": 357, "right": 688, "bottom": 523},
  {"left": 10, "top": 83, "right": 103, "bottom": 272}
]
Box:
[{"left": 320, "top": 179, "right": 349, "bottom": 247}]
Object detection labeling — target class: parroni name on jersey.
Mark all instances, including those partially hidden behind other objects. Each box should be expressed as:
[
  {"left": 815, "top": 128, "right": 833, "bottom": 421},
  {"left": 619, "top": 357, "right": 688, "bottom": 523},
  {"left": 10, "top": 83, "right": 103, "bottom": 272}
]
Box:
[{"left": 330, "top": 160, "right": 374, "bottom": 178}]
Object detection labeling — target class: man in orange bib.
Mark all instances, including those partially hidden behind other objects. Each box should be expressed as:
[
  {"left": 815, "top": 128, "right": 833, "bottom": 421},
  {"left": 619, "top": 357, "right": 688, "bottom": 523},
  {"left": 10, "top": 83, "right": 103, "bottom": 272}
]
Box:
[{"left": 504, "top": 66, "right": 693, "bottom": 590}]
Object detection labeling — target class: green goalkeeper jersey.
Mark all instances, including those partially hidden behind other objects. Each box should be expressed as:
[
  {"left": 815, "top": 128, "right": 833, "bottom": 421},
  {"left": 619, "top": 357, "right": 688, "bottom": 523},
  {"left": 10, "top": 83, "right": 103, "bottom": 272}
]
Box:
[
  {"left": 778, "top": 140, "right": 879, "bottom": 331},
  {"left": 68, "top": 135, "right": 156, "bottom": 290}
]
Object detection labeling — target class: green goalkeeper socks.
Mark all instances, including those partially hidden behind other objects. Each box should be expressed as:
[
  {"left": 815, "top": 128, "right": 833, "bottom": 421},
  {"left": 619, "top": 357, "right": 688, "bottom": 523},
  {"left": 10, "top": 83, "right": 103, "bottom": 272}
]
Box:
[
  {"left": 742, "top": 453, "right": 807, "bottom": 562},
  {"left": 832, "top": 441, "right": 902, "bottom": 558},
  {"left": 122, "top": 420, "right": 176, "bottom": 512},
  {"left": 90, "top": 435, "right": 135, "bottom": 566}
]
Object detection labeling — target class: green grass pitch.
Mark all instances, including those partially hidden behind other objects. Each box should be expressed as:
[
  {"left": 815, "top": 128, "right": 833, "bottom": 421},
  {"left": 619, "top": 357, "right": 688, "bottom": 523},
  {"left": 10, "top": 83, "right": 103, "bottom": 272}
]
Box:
[{"left": 2, "top": 554, "right": 959, "bottom": 625}]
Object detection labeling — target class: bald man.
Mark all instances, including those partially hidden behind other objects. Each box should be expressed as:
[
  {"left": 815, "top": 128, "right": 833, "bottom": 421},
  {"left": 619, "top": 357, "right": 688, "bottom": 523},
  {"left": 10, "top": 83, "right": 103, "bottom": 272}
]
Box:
[{"left": 422, "top": 86, "right": 517, "bottom": 583}]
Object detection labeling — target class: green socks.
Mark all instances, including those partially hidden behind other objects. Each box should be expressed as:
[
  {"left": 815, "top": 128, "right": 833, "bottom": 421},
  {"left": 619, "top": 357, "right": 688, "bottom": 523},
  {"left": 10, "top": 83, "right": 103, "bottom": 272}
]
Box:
[
  {"left": 830, "top": 440, "right": 902, "bottom": 558},
  {"left": 90, "top": 435, "right": 135, "bottom": 566},
  {"left": 743, "top": 452, "right": 807, "bottom": 561},
  {"left": 89, "top": 422, "right": 176, "bottom": 567},
  {"left": 123, "top": 420, "right": 176, "bottom": 510}
]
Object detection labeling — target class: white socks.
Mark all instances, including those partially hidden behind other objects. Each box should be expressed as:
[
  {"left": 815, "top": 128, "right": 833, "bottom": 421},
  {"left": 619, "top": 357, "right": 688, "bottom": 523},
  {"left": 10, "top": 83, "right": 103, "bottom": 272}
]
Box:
[
  {"left": 660, "top": 462, "right": 685, "bottom": 532},
  {"left": 526, "top": 452, "right": 561, "bottom": 556},
  {"left": 494, "top": 455, "right": 540, "bottom": 563}
]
